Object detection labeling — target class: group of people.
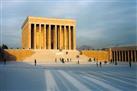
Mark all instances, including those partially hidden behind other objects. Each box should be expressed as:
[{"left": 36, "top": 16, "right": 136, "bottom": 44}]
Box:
[
  {"left": 1, "top": 58, "right": 132, "bottom": 68},
  {"left": 96, "top": 60, "right": 132, "bottom": 68},
  {"left": 33, "top": 59, "right": 132, "bottom": 68},
  {"left": 58, "top": 58, "right": 72, "bottom": 63},
  {"left": 96, "top": 61, "right": 102, "bottom": 67}
]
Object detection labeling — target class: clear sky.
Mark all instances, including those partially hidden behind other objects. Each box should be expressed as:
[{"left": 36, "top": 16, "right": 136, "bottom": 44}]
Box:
[{"left": 0, "top": 0, "right": 136, "bottom": 49}]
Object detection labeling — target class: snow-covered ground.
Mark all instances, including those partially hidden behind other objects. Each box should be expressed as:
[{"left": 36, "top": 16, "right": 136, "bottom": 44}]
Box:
[{"left": 0, "top": 62, "right": 137, "bottom": 91}]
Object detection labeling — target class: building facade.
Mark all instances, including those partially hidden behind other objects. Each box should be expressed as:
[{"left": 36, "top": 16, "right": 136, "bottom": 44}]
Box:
[
  {"left": 110, "top": 46, "right": 137, "bottom": 62},
  {"left": 22, "top": 16, "right": 76, "bottom": 50}
]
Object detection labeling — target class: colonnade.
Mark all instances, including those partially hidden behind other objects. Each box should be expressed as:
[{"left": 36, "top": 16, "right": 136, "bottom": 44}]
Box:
[
  {"left": 30, "top": 24, "right": 76, "bottom": 50},
  {"left": 112, "top": 50, "right": 137, "bottom": 62}
]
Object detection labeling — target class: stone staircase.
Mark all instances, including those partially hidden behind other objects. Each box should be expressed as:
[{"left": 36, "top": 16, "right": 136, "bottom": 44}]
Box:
[{"left": 23, "top": 50, "right": 89, "bottom": 64}]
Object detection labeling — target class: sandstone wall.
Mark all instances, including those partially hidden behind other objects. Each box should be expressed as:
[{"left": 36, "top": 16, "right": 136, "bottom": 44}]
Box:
[
  {"left": 0, "top": 49, "right": 109, "bottom": 62},
  {"left": 0, "top": 49, "right": 33, "bottom": 61},
  {"left": 81, "top": 50, "right": 109, "bottom": 62}
]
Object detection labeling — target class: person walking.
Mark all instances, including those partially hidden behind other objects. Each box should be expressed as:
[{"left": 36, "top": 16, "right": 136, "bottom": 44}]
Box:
[
  {"left": 4, "top": 58, "right": 6, "bottom": 65},
  {"left": 62, "top": 58, "right": 65, "bottom": 63},
  {"left": 78, "top": 60, "right": 79, "bottom": 64},
  {"left": 55, "top": 58, "right": 57, "bottom": 63},
  {"left": 129, "top": 60, "right": 131, "bottom": 68},
  {"left": 96, "top": 62, "right": 98, "bottom": 67},
  {"left": 115, "top": 60, "right": 117, "bottom": 65},
  {"left": 34, "top": 59, "right": 37, "bottom": 66},
  {"left": 99, "top": 62, "right": 102, "bottom": 67}
]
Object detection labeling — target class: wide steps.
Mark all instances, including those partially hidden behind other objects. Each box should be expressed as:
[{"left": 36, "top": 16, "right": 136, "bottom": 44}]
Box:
[{"left": 23, "top": 50, "right": 89, "bottom": 63}]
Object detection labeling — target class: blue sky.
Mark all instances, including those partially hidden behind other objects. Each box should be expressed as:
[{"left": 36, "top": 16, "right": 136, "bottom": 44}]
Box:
[{"left": 0, "top": 0, "right": 136, "bottom": 49}]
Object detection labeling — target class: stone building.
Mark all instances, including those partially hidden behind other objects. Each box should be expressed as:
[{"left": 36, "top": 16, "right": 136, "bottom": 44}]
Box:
[
  {"left": 110, "top": 46, "right": 137, "bottom": 62},
  {"left": 22, "top": 16, "right": 76, "bottom": 50},
  {"left": 1, "top": 16, "right": 136, "bottom": 63}
]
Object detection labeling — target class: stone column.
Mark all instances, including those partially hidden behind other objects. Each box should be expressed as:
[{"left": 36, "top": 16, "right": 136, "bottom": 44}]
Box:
[
  {"left": 68, "top": 26, "right": 71, "bottom": 50},
  {"left": 127, "top": 50, "right": 130, "bottom": 62},
  {"left": 123, "top": 51, "right": 126, "bottom": 62},
  {"left": 119, "top": 51, "right": 121, "bottom": 61},
  {"left": 73, "top": 26, "right": 76, "bottom": 50},
  {"left": 41, "top": 24, "right": 44, "bottom": 49},
  {"left": 125, "top": 51, "right": 127, "bottom": 62},
  {"left": 116, "top": 51, "right": 118, "bottom": 61},
  {"left": 124, "top": 51, "right": 127, "bottom": 62},
  {"left": 118, "top": 51, "right": 120, "bottom": 61},
  {"left": 48, "top": 25, "right": 51, "bottom": 49},
  {"left": 115, "top": 51, "right": 117, "bottom": 61},
  {"left": 123, "top": 50, "right": 126, "bottom": 61},
  {"left": 126, "top": 51, "right": 128, "bottom": 62},
  {"left": 115, "top": 51, "right": 116, "bottom": 61},
  {"left": 134, "top": 50, "right": 136, "bottom": 62},
  {"left": 66, "top": 26, "right": 69, "bottom": 50},
  {"left": 34, "top": 24, "right": 36, "bottom": 49},
  {"left": 112, "top": 51, "right": 114, "bottom": 61},
  {"left": 121, "top": 51, "right": 122, "bottom": 61},
  {"left": 28, "top": 23, "right": 31, "bottom": 49},
  {"left": 64, "top": 26, "right": 67, "bottom": 50},
  {"left": 119, "top": 50, "right": 121, "bottom": 61},
  {"left": 130, "top": 50, "right": 133, "bottom": 61},
  {"left": 113, "top": 51, "right": 115, "bottom": 61},
  {"left": 44, "top": 25, "right": 46, "bottom": 49},
  {"left": 121, "top": 51, "right": 124, "bottom": 62},
  {"left": 122, "top": 51, "right": 124, "bottom": 61},
  {"left": 117, "top": 51, "right": 119, "bottom": 61},
  {"left": 124, "top": 51, "right": 126, "bottom": 62},
  {"left": 53, "top": 25, "right": 57, "bottom": 49},
  {"left": 60, "top": 26, "right": 63, "bottom": 49},
  {"left": 132, "top": 50, "right": 135, "bottom": 62},
  {"left": 39, "top": 24, "right": 41, "bottom": 49},
  {"left": 58, "top": 26, "right": 61, "bottom": 49}
]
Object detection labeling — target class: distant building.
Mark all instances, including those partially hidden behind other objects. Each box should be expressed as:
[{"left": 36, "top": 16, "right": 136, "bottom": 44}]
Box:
[
  {"left": 110, "top": 46, "right": 137, "bottom": 62},
  {"left": 22, "top": 16, "right": 76, "bottom": 50}
]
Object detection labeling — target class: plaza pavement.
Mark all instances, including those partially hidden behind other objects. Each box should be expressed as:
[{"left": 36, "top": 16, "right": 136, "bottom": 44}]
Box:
[{"left": 0, "top": 62, "right": 137, "bottom": 91}]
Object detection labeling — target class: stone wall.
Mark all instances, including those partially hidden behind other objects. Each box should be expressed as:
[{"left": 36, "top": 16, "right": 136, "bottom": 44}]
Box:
[
  {"left": 0, "top": 49, "right": 33, "bottom": 61},
  {"left": 81, "top": 50, "right": 109, "bottom": 62},
  {"left": 0, "top": 49, "right": 109, "bottom": 62}
]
